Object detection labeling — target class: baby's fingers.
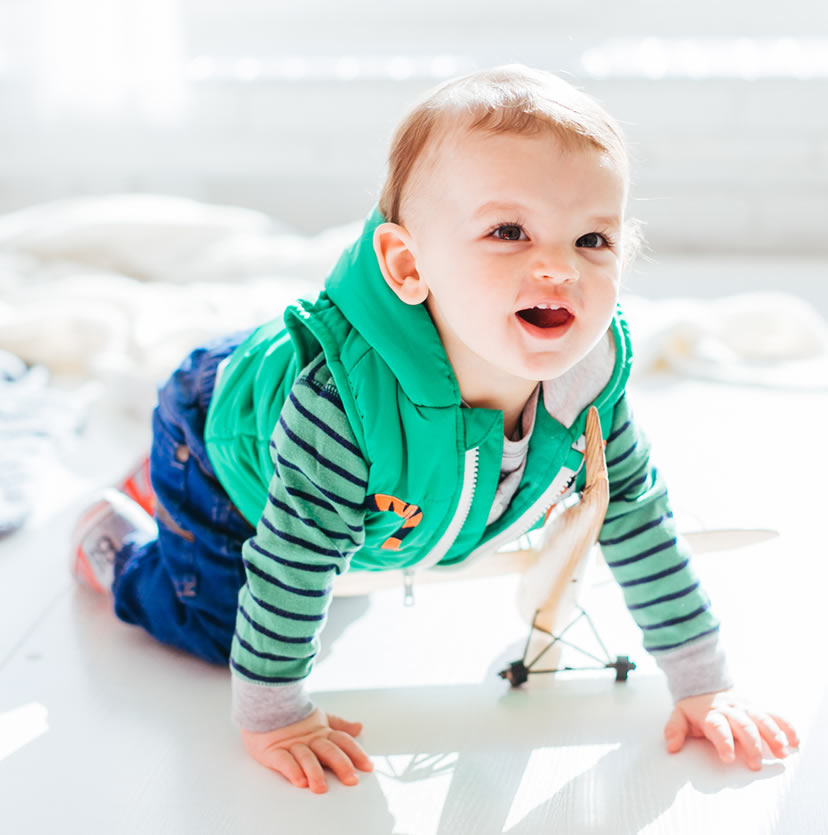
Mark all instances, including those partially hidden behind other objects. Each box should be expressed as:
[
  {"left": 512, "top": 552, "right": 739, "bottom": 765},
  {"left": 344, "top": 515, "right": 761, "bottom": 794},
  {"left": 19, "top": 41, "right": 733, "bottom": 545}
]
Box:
[
  {"left": 290, "top": 742, "right": 329, "bottom": 793},
  {"left": 748, "top": 710, "right": 799, "bottom": 758},
  {"left": 310, "top": 737, "right": 360, "bottom": 787},
  {"left": 329, "top": 729, "right": 375, "bottom": 772},
  {"left": 723, "top": 708, "right": 764, "bottom": 770},
  {"left": 327, "top": 713, "right": 364, "bottom": 737},
  {"left": 258, "top": 747, "right": 309, "bottom": 789},
  {"left": 770, "top": 713, "right": 800, "bottom": 750},
  {"left": 664, "top": 707, "right": 689, "bottom": 753},
  {"left": 701, "top": 710, "right": 736, "bottom": 763}
]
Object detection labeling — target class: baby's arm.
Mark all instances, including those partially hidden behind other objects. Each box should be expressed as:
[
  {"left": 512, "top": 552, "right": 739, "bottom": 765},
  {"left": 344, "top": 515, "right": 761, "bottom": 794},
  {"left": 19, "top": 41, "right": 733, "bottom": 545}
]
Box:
[
  {"left": 598, "top": 394, "right": 798, "bottom": 766},
  {"left": 230, "top": 357, "right": 372, "bottom": 789},
  {"left": 599, "top": 393, "right": 727, "bottom": 692}
]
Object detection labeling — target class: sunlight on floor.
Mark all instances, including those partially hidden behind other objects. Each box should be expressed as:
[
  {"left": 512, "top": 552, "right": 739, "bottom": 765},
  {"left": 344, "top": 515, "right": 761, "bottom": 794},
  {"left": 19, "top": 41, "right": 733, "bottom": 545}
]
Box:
[
  {"left": 0, "top": 702, "right": 49, "bottom": 762},
  {"left": 502, "top": 744, "right": 620, "bottom": 831},
  {"left": 374, "top": 752, "right": 459, "bottom": 834}
]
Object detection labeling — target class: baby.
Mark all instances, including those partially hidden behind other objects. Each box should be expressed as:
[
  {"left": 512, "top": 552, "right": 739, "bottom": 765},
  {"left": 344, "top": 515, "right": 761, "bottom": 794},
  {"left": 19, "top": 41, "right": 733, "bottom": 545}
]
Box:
[{"left": 71, "top": 64, "right": 798, "bottom": 793}]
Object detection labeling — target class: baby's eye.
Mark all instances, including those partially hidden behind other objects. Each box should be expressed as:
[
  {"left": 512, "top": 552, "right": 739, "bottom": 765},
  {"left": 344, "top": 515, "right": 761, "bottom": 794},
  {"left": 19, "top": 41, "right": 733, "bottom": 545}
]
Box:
[
  {"left": 576, "top": 232, "right": 612, "bottom": 249},
  {"left": 492, "top": 224, "right": 527, "bottom": 241}
]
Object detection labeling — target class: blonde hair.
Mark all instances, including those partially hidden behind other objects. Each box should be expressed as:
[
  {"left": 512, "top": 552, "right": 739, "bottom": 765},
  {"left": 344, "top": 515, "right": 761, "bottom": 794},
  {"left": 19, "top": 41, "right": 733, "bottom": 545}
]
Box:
[{"left": 378, "top": 64, "right": 643, "bottom": 260}]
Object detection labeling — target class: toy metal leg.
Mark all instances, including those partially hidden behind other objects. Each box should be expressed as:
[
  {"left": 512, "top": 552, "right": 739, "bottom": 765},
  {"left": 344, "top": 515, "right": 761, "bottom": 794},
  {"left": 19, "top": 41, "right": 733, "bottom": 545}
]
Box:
[{"left": 498, "top": 607, "right": 635, "bottom": 687}]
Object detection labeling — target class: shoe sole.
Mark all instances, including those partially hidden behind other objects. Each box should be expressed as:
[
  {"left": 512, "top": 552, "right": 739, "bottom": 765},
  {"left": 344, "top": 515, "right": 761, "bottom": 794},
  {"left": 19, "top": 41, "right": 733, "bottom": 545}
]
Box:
[{"left": 71, "top": 499, "right": 120, "bottom": 594}]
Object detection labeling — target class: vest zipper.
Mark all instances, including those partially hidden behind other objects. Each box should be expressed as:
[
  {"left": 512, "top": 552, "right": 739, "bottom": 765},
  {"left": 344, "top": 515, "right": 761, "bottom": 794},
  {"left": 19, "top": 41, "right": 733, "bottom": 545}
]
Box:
[
  {"left": 419, "top": 446, "right": 480, "bottom": 569},
  {"left": 401, "top": 447, "right": 480, "bottom": 603},
  {"left": 460, "top": 462, "right": 581, "bottom": 566}
]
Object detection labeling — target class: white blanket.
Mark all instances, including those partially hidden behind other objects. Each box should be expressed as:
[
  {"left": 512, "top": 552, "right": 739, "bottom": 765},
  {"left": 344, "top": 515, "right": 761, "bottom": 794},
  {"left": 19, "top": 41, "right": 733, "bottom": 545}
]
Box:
[
  {"left": 1, "top": 194, "right": 826, "bottom": 419},
  {"left": 622, "top": 292, "right": 828, "bottom": 390}
]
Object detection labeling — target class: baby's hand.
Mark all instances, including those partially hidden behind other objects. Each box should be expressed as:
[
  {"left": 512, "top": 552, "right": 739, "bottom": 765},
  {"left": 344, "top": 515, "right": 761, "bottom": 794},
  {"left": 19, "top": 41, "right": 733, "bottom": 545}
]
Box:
[
  {"left": 664, "top": 688, "right": 799, "bottom": 770},
  {"left": 241, "top": 707, "right": 374, "bottom": 793}
]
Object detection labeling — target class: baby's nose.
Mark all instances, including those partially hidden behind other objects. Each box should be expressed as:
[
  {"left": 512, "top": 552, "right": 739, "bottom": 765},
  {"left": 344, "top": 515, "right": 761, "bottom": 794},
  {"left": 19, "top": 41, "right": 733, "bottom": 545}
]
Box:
[{"left": 531, "top": 253, "right": 579, "bottom": 283}]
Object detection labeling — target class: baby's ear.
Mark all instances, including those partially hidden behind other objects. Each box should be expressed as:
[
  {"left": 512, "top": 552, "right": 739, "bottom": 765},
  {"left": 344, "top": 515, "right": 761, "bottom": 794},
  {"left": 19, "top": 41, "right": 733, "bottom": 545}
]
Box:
[{"left": 373, "top": 222, "right": 428, "bottom": 305}]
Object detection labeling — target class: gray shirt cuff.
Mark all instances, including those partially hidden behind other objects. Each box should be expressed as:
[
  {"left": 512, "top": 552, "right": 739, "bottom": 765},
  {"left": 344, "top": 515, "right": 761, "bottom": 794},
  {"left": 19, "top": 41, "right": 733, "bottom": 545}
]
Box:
[
  {"left": 231, "top": 676, "right": 315, "bottom": 732},
  {"left": 652, "top": 631, "right": 734, "bottom": 702}
]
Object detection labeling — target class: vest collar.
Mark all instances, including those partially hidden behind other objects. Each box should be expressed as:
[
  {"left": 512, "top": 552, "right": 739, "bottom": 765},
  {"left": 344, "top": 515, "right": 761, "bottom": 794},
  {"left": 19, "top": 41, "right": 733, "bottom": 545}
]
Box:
[{"left": 324, "top": 206, "right": 460, "bottom": 408}]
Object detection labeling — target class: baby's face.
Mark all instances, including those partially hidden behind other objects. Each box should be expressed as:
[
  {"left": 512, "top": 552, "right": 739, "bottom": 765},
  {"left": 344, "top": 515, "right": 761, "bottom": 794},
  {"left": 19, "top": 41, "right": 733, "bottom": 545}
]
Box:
[{"left": 405, "top": 128, "right": 626, "bottom": 387}]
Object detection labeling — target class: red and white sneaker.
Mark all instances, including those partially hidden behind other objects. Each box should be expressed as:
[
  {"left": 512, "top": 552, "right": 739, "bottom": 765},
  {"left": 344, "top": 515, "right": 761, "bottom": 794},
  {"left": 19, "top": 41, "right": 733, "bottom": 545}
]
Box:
[
  {"left": 71, "top": 489, "right": 157, "bottom": 593},
  {"left": 118, "top": 456, "right": 155, "bottom": 517}
]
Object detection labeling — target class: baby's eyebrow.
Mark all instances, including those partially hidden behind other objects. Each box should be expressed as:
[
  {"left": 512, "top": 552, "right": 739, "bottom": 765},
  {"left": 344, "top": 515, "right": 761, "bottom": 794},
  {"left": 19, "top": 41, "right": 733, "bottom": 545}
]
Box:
[
  {"left": 589, "top": 215, "right": 622, "bottom": 228},
  {"left": 471, "top": 200, "right": 528, "bottom": 218},
  {"left": 471, "top": 202, "right": 622, "bottom": 228}
]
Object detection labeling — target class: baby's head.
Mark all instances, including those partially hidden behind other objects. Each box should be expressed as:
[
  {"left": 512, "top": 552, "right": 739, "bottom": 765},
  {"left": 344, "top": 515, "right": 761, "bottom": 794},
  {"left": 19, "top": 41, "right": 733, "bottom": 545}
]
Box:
[
  {"left": 373, "top": 65, "right": 637, "bottom": 399},
  {"left": 378, "top": 65, "right": 631, "bottom": 231}
]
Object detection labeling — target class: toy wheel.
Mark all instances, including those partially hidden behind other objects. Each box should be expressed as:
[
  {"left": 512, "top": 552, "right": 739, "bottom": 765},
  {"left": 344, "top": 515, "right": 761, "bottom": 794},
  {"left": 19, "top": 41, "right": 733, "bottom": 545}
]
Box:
[
  {"left": 498, "top": 660, "right": 530, "bottom": 688},
  {"left": 611, "top": 655, "right": 635, "bottom": 682}
]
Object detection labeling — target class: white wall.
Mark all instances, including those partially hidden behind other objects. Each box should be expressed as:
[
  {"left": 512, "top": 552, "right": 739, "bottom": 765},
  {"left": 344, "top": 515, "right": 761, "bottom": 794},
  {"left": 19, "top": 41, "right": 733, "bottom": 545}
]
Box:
[{"left": 1, "top": 1, "right": 827, "bottom": 254}]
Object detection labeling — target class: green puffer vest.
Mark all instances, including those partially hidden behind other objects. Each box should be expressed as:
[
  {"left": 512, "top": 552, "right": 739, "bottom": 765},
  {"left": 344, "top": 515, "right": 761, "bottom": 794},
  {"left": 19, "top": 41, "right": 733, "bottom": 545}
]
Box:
[{"left": 205, "top": 206, "right": 633, "bottom": 573}]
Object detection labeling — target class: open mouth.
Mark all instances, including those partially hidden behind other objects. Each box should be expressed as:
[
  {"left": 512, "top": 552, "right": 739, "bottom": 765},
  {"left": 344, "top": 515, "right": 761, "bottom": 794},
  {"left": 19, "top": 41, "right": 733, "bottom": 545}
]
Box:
[{"left": 516, "top": 305, "right": 573, "bottom": 329}]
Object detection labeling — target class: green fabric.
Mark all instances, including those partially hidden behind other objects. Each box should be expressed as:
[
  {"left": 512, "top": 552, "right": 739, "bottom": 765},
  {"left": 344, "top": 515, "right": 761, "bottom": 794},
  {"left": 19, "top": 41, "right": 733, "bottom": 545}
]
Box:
[{"left": 202, "top": 320, "right": 299, "bottom": 525}]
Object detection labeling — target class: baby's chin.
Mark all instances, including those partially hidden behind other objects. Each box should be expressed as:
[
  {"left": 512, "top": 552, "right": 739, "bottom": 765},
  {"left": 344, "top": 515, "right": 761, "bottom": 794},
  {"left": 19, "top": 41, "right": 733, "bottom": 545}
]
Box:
[
  {"left": 506, "top": 350, "right": 587, "bottom": 383},
  {"left": 514, "top": 327, "right": 612, "bottom": 382}
]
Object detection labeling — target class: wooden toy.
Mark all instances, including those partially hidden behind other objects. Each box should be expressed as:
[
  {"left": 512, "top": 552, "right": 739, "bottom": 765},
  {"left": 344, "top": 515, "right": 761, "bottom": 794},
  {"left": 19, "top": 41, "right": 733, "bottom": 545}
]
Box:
[{"left": 498, "top": 405, "right": 636, "bottom": 687}]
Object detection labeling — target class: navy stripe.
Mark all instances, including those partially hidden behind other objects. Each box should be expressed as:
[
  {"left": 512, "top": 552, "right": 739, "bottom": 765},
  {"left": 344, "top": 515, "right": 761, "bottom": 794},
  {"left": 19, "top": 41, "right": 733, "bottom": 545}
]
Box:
[
  {"left": 605, "top": 537, "right": 678, "bottom": 568},
  {"left": 238, "top": 605, "right": 314, "bottom": 644},
  {"left": 606, "top": 419, "right": 631, "bottom": 444},
  {"left": 288, "top": 389, "right": 362, "bottom": 457},
  {"left": 305, "top": 355, "right": 326, "bottom": 380},
  {"left": 606, "top": 441, "right": 638, "bottom": 469},
  {"left": 248, "top": 539, "right": 338, "bottom": 574},
  {"left": 276, "top": 454, "right": 365, "bottom": 510},
  {"left": 230, "top": 658, "right": 304, "bottom": 684},
  {"left": 618, "top": 558, "right": 689, "bottom": 588},
  {"left": 627, "top": 581, "right": 701, "bottom": 610},
  {"left": 267, "top": 492, "right": 353, "bottom": 540},
  {"left": 275, "top": 423, "right": 367, "bottom": 488},
  {"left": 298, "top": 363, "right": 345, "bottom": 410},
  {"left": 317, "top": 386, "right": 345, "bottom": 410},
  {"left": 234, "top": 632, "right": 316, "bottom": 664},
  {"left": 248, "top": 589, "right": 325, "bottom": 623},
  {"left": 600, "top": 512, "right": 673, "bottom": 546},
  {"left": 243, "top": 557, "right": 330, "bottom": 598},
  {"left": 603, "top": 489, "right": 668, "bottom": 524},
  {"left": 639, "top": 604, "right": 710, "bottom": 631},
  {"left": 648, "top": 625, "right": 720, "bottom": 653},
  {"left": 612, "top": 472, "right": 650, "bottom": 498},
  {"left": 259, "top": 515, "right": 344, "bottom": 559},
  {"left": 284, "top": 486, "right": 363, "bottom": 531}
]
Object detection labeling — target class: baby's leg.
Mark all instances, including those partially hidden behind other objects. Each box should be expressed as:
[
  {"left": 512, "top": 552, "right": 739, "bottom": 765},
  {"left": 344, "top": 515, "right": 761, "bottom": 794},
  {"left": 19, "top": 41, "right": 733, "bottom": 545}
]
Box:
[
  {"left": 100, "top": 331, "right": 254, "bottom": 664},
  {"left": 111, "top": 466, "right": 252, "bottom": 665}
]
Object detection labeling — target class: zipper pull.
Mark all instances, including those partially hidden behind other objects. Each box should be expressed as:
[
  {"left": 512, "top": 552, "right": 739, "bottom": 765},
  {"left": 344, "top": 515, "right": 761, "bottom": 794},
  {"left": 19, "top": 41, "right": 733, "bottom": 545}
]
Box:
[{"left": 403, "top": 568, "right": 416, "bottom": 607}]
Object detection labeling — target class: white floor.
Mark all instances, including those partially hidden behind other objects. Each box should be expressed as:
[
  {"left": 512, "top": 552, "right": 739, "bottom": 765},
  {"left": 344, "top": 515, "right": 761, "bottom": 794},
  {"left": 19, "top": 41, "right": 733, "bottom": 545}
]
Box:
[{"left": 1, "top": 375, "right": 827, "bottom": 835}]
